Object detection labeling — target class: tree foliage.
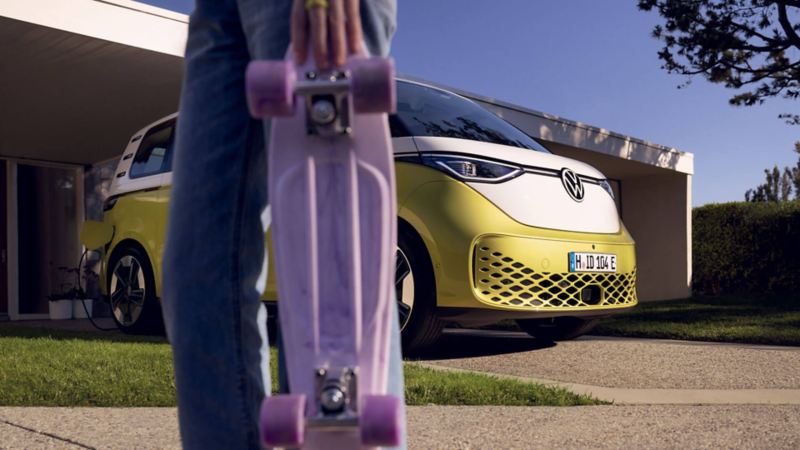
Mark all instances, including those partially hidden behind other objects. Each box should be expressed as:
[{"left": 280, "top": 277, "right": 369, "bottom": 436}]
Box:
[
  {"left": 745, "top": 144, "right": 800, "bottom": 201},
  {"left": 639, "top": 1, "right": 800, "bottom": 200},
  {"left": 639, "top": 0, "right": 800, "bottom": 123}
]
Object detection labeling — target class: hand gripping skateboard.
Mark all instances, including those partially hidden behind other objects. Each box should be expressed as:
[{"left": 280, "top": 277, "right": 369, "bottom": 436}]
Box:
[{"left": 246, "top": 49, "right": 401, "bottom": 449}]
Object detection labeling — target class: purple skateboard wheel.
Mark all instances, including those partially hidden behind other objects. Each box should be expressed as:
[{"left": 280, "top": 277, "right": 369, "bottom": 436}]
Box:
[
  {"left": 260, "top": 394, "right": 306, "bottom": 448},
  {"left": 350, "top": 57, "right": 396, "bottom": 114},
  {"left": 360, "top": 395, "right": 402, "bottom": 447},
  {"left": 246, "top": 60, "right": 296, "bottom": 118}
]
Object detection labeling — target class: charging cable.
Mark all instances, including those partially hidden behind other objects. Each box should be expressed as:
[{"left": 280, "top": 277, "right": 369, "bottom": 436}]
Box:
[{"left": 76, "top": 249, "right": 117, "bottom": 332}]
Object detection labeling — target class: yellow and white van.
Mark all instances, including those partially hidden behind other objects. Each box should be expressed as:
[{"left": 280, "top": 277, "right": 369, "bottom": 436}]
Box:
[{"left": 81, "top": 79, "right": 637, "bottom": 351}]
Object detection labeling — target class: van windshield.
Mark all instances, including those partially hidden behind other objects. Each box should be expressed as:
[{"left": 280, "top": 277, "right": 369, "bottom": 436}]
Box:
[{"left": 389, "top": 81, "right": 550, "bottom": 153}]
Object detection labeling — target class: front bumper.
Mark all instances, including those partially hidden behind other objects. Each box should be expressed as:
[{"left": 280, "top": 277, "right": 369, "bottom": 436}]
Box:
[
  {"left": 472, "top": 234, "right": 637, "bottom": 312},
  {"left": 397, "top": 163, "right": 637, "bottom": 316}
]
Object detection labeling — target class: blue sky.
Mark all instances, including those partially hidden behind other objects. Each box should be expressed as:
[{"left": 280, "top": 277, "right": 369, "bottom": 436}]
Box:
[{"left": 142, "top": 0, "right": 799, "bottom": 206}]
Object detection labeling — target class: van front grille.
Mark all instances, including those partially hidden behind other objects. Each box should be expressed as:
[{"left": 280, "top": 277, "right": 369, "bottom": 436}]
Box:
[{"left": 474, "top": 246, "right": 637, "bottom": 309}]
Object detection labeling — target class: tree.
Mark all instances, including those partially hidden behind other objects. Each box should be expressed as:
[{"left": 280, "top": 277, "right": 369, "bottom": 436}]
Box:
[
  {"left": 744, "top": 148, "right": 800, "bottom": 201},
  {"left": 638, "top": 0, "right": 800, "bottom": 124},
  {"left": 781, "top": 166, "right": 794, "bottom": 199},
  {"left": 639, "top": 1, "right": 800, "bottom": 201},
  {"left": 793, "top": 142, "right": 800, "bottom": 193}
]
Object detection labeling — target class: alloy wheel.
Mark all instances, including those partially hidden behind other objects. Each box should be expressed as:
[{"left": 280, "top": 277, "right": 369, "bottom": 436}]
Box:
[
  {"left": 395, "top": 247, "right": 415, "bottom": 331},
  {"left": 109, "top": 255, "right": 147, "bottom": 327}
]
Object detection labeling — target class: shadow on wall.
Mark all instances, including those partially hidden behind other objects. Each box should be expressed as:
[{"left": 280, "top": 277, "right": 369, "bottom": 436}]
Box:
[
  {"left": 532, "top": 117, "right": 685, "bottom": 171},
  {"left": 84, "top": 158, "right": 119, "bottom": 222},
  {"left": 82, "top": 158, "right": 119, "bottom": 298}
]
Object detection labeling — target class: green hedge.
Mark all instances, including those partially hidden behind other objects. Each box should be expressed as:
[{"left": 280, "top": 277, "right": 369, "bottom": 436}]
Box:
[{"left": 693, "top": 201, "right": 800, "bottom": 295}]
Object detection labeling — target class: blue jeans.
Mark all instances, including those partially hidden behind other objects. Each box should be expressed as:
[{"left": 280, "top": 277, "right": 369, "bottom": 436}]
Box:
[{"left": 160, "top": 1, "right": 401, "bottom": 449}]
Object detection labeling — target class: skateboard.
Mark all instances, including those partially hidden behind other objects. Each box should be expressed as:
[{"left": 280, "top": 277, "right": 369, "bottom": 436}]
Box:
[{"left": 246, "top": 49, "right": 401, "bottom": 449}]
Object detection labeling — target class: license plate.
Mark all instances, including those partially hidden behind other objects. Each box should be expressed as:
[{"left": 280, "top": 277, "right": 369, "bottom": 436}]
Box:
[{"left": 568, "top": 252, "right": 617, "bottom": 273}]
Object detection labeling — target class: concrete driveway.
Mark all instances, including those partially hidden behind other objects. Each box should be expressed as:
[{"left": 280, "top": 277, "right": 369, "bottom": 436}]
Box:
[
  {"left": 414, "top": 329, "right": 800, "bottom": 405},
  {"left": 2, "top": 404, "right": 800, "bottom": 449}
]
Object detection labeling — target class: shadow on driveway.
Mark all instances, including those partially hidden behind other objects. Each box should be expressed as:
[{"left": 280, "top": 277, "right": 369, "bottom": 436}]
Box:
[
  {"left": 0, "top": 319, "right": 167, "bottom": 344},
  {"left": 411, "top": 328, "right": 555, "bottom": 360},
  {"left": 3, "top": 320, "right": 560, "bottom": 358}
]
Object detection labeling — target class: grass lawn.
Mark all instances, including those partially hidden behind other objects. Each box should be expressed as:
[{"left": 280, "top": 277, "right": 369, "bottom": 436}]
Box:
[
  {"left": 0, "top": 324, "right": 601, "bottom": 407},
  {"left": 594, "top": 293, "right": 800, "bottom": 346}
]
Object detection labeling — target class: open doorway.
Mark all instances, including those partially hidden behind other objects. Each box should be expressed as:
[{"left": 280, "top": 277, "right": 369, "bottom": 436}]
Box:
[{"left": 14, "top": 162, "right": 82, "bottom": 317}]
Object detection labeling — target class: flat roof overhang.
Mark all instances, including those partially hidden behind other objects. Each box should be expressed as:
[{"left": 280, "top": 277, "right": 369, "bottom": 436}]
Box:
[
  {"left": 1, "top": 0, "right": 694, "bottom": 177},
  {"left": 0, "top": 0, "right": 188, "bottom": 166}
]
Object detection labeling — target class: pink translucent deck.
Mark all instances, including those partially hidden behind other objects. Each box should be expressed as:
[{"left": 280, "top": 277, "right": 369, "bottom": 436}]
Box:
[{"left": 267, "top": 56, "right": 397, "bottom": 449}]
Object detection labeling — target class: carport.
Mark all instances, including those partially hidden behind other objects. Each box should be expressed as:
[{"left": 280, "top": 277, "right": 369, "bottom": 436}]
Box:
[
  {"left": 1, "top": 0, "right": 185, "bottom": 319},
  {"left": 1, "top": 0, "right": 692, "bottom": 320}
]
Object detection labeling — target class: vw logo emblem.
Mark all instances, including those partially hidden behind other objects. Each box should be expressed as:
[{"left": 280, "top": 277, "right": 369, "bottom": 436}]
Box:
[{"left": 560, "top": 168, "right": 585, "bottom": 202}]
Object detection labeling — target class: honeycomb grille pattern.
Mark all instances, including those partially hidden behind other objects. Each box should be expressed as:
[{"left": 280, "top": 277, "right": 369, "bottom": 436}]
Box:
[{"left": 474, "top": 246, "right": 637, "bottom": 309}]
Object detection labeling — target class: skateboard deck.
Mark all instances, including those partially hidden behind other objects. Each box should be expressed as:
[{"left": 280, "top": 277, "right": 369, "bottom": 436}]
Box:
[{"left": 246, "top": 50, "right": 400, "bottom": 449}]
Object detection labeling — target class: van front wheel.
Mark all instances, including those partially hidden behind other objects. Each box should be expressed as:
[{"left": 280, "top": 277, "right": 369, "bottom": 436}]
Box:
[
  {"left": 396, "top": 225, "right": 443, "bottom": 353},
  {"left": 107, "top": 245, "right": 164, "bottom": 335}
]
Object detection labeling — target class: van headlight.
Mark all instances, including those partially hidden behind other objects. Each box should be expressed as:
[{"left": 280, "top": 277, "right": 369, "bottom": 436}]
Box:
[
  {"left": 421, "top": 154, "right": 523, "bottom": 183},
  {"left": 599, "top": 179, "right": 615, "bottom": 199}
]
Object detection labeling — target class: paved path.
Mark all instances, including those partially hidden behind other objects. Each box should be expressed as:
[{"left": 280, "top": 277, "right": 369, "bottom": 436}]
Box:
[
  {"left": 413, "top": 330, "right": 800, "bottom": 405},
  {"left": 3, "top": 406, "right": 799, "bottom": 449},
  {"left": 415, "top": 361, "right": 800, "bottom": 405},
  {"left": 418, "top": 330, "right": 800, "bottom": 389},
  {"left": 409, "top": 405, "right": 800, "bottom": 449}
]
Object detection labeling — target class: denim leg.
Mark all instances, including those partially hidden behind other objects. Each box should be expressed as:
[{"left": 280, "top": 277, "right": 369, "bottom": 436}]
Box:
[
  {"left": 386, "top": 293, "right": 406, "bottom": 450},
  {"left": 161, "top": 1, "right": 271, "bottom": 448},
  {"left": 360, "top": 0, "right": 398, "bottom": 57}
]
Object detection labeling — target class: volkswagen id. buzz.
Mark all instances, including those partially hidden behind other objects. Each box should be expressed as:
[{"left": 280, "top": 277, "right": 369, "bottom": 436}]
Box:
[{"left": 80, "top": 79, "right": 638, "bottom": 351}]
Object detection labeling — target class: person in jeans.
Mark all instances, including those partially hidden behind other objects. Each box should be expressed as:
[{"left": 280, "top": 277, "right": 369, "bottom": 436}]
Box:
[{"left": 160, "top": 0, "right": 403, "bottom": 448}]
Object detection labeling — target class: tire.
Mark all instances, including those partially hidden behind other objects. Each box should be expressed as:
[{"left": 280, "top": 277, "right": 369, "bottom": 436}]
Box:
[
  {"left": 265, "top": 305, "right": 279, "bottom": 347},
  {"left": 515, "top": 317, "right": 599, "bottom": 342},
  {"left": 107, "top": 244, "right": 164, "bottom": 335},
  {"left": 396, "top": 224, "right": 443, "bottom": 352}
]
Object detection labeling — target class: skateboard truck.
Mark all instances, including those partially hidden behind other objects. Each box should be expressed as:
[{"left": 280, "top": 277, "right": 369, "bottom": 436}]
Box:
[
  {"left": 307, "top": 367, "right": 359, "bottom": 430},
  {"left": 301, "top": 70, "right": 353, "bottom": 138}
]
